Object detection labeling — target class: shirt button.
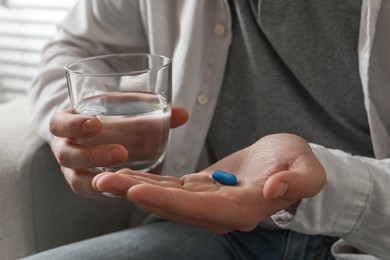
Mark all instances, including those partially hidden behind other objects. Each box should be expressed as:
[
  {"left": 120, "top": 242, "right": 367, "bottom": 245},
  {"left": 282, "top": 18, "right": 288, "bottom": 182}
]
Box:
[
  {"left": 197, "top": 94, "right": 209, "bottom": 106},
  {"left": 175, "top": 159, "right": 187, "bottom": 172},
  {"left": 214, "top": 24, "right": 226, "bottom": 36}
]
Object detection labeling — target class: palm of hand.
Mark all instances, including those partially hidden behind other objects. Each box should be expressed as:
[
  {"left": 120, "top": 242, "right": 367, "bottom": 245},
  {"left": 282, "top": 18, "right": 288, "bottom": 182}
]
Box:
[{"left": 93, "top": 134, "right": 325, "bottom": 233}]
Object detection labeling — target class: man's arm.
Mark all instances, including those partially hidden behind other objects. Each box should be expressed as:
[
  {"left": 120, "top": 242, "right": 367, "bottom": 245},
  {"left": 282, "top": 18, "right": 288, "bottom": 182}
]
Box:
[
  {"left": 91, "top": 133, "right": 390, "bottom": 258},
  {"left": 27, "top": 0, "right": 148, "bottom": 143},
  {"left": 273, "top": 143, "right": 390, "bottom": 259}
]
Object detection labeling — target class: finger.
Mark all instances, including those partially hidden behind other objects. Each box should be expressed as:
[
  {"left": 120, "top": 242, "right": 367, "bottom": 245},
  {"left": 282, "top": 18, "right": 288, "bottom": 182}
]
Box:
[
  {"left": 103, "top": 178, "right": 262, "bottom": 231},
  {"left": 92, "top": 172, "right": 183, "bottom": 197},
  {"left": 93, "top": 170, "right": 218, "bottom": 196},
  {"left": 92, "top": 172, "right": 141, "bottom": 197},
  {"left": 130, "top": 175, "right": 183, "bottom": 188},
  {"left": 170, "top": 106, "right": 189, "bottom": 128},
  {"left": 49, "top": 108, "right": 102, "bottom": 138},
  {"left": 263, "top": 168, "right": 326, "bottom": 201},
  {"left": 52, "top": 137, "right": 128, "bottom": 168},
  {"left": 61, "top": 167, "right": 110, "bottom": 199},
  {"left": 115, "top": 169, "right": 182, "bottom": 183},
  {"left": 127, "top": 184, "right": 244, "bottom": 227}
]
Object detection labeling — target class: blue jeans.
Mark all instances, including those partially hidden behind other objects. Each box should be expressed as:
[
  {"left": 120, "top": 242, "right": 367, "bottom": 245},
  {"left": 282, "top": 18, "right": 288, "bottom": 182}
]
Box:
[{"left": 23, "top": 220, "right": 337, "bottom": 259}]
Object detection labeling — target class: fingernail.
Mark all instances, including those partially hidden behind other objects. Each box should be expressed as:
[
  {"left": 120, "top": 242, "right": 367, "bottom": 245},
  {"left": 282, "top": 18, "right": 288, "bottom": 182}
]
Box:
[
  {"left": 273, "top": 182, "right": 288, "bottom": 199},
  {"left": 108, "top": 148, "right": 123, "bottom": 163},
  {"left": 92, "top": 172, "right": 109, "bottom": 189},
  {"left": 83, "top": 119, "right": 95, "bottom": 134}
]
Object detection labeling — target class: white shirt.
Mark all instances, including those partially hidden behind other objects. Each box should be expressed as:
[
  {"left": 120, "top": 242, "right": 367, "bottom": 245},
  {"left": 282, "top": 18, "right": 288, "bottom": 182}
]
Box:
[{"left": 27, "top": 0, "right": 390, "bottom": 258}]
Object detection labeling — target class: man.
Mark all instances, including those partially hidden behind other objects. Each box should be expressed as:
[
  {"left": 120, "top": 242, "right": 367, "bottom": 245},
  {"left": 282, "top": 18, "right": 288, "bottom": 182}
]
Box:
[{"left": 27, "top": 0, "right": 390, "bottom": 259}]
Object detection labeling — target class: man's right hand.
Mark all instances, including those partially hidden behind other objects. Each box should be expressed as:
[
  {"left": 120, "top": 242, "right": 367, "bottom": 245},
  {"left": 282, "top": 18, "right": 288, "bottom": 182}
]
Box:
[
  {"left": 49, "top": 107, "right": 188, "bottom": 199},
  {"left": 50, "top": 108, "right": 128, "bottom": 198}
]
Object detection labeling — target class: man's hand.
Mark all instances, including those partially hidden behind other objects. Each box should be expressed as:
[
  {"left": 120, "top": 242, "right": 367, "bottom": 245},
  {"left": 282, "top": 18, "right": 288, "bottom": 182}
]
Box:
[
  {"left": 49, "top": 107, "right": 188, "bottom": 199},
  {"left": 92, "top": 133, "right": 326, "bottom": 233}
]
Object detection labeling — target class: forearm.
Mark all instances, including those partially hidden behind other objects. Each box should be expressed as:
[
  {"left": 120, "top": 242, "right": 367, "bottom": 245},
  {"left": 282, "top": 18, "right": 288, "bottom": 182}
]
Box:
[{"left": 27, "top": 0, "right": 148, "bottom": 143}]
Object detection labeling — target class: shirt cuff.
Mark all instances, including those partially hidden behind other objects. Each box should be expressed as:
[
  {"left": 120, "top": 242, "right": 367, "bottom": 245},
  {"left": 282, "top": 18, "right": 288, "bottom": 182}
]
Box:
[{"left": 271, "top": 143, "right": 371, "bottom": 237}]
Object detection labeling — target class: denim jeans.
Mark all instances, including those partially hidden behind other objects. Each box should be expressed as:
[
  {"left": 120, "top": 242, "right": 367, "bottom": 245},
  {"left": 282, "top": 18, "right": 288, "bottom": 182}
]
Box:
[{"left": 23, "top": 220, "right": 337, "bottom": 260}]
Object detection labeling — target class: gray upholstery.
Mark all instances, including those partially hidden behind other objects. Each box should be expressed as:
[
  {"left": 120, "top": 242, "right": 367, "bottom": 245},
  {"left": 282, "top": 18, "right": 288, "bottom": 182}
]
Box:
[{"left": 0, "top": 98, "right": 134, "bottom": 259}]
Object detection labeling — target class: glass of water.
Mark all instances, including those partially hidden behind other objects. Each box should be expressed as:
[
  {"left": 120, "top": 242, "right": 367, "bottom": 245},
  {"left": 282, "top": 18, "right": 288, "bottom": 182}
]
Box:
[{"left": 65, "top": 53, "right": 172, "bottom": 173}]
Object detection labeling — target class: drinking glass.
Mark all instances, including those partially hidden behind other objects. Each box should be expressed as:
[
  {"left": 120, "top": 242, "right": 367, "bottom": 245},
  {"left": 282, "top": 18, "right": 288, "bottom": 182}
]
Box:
[{"left": 65, "top": 53, "right": 172, "bottom": 172}]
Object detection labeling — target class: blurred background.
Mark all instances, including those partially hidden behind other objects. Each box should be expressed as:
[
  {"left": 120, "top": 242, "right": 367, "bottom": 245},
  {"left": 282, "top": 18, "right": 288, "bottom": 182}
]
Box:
[{"left": 0, "top": 0, "right": 77, "bottom": 102}]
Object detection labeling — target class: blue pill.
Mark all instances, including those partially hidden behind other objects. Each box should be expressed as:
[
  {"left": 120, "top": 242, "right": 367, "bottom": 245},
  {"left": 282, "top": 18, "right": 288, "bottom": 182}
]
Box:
[{"left": 211, "top": 170, "right": 237, "bottom": 185}]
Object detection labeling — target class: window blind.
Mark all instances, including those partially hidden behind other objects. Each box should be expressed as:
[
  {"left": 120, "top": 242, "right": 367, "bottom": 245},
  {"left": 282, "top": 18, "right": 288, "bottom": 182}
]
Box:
[{"left": 0, "top": 0, "right": 77, "bottom": 102}]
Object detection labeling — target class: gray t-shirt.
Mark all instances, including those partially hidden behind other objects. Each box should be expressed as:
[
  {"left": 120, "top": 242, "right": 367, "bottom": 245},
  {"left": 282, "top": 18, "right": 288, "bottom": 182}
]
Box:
[{"left": 207, "top": 0, "right": 373, "bottom": 163}]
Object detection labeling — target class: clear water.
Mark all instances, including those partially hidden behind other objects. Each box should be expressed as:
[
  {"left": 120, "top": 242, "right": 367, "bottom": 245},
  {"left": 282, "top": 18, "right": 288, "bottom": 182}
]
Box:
[{"left": 76, "top": 92, "right": 171, "bottom": 172}]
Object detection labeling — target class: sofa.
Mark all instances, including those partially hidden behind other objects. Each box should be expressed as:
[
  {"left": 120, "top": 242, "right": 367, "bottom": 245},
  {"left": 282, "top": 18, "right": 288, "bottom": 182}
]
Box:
[{"left": 0, "top": 98, "right": 136, "bottom": 259}]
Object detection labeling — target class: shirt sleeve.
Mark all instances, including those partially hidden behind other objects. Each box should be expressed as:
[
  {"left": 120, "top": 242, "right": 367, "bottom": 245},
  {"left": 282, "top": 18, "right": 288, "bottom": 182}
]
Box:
[
  {"left": 272, "top": 143, "right": 390, "bottom": 259},
  {"left": 27, "top": 0, "right": 148, "bottom": 143}
]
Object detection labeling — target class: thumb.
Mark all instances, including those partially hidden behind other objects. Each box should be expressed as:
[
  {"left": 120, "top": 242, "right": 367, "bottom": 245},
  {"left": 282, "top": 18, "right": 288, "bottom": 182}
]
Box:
[
  {"left": 263, "top": 169, "right": 326, "bottom": 201},
  {"left": 170, "top": 106, "right": 189, "bottom": 128}
]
